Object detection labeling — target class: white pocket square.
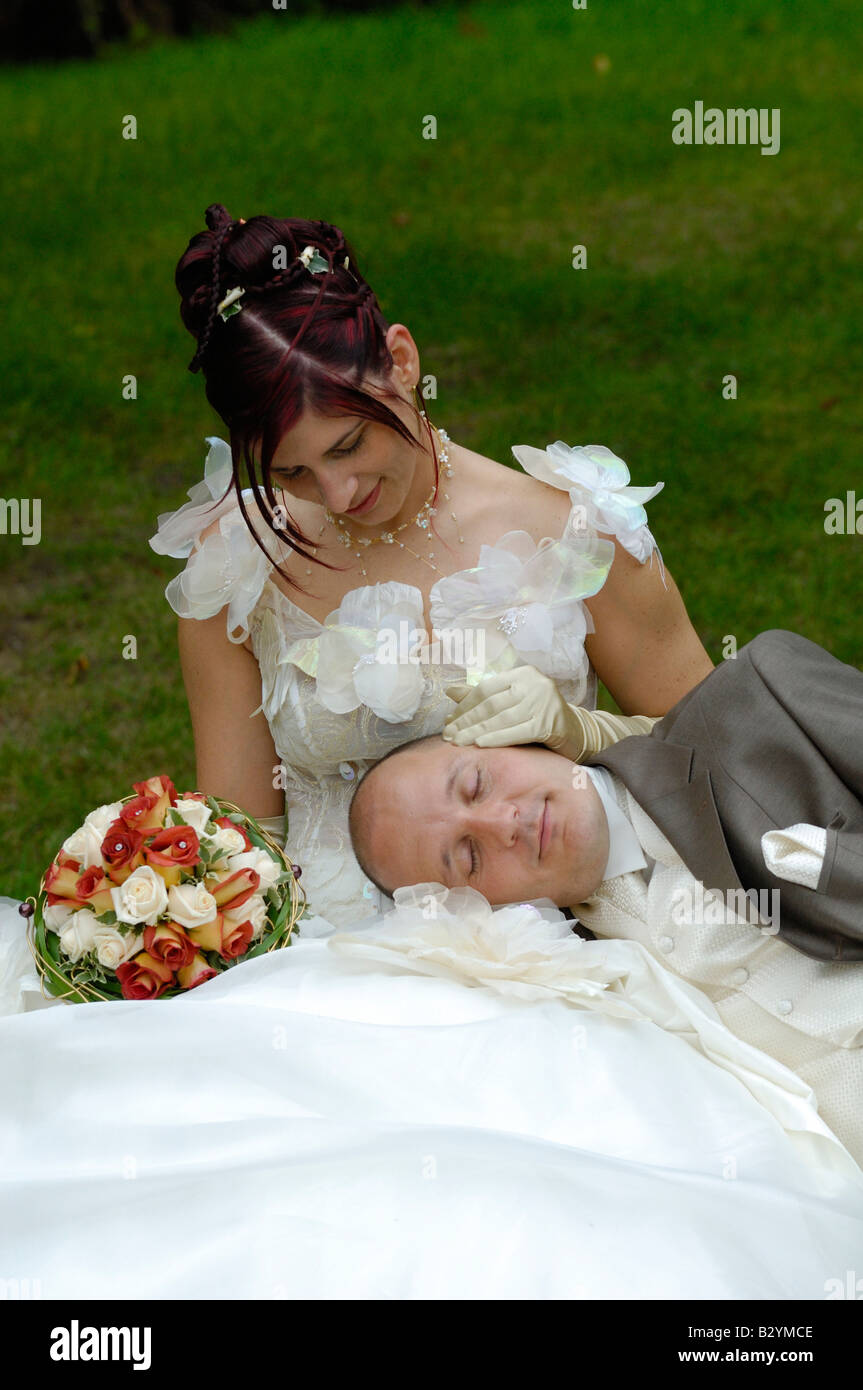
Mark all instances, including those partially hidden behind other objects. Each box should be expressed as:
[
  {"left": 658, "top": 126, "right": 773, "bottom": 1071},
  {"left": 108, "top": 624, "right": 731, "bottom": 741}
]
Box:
[{"left": 761, "top": 823, "right": 827, "bottom": 891}]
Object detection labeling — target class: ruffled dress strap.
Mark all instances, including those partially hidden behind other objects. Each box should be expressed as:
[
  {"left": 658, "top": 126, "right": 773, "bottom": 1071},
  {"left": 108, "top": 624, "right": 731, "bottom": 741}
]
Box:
[
  {"left": 148, "top": 437, "right": 291, "bottom": 645},
  {"left": 511, "top": 441, "right": 666, "bottom": 583}
]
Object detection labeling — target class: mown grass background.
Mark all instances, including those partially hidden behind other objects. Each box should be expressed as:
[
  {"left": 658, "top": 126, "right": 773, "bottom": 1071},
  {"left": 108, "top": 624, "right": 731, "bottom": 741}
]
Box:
[{"left": 1, "top": 0, "right": 861, "bottom": 897}]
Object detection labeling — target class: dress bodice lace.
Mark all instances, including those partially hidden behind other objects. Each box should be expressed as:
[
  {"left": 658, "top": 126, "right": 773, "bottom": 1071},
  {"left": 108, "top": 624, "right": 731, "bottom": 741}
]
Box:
[{"left": 149, "top": 436, "right": 664, "bottom": 924}]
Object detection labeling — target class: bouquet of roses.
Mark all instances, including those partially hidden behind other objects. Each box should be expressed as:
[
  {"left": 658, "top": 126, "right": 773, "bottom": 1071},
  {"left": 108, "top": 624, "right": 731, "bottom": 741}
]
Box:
[{"left": 22, "top": 774, "right": 306, "bottom": 1002}]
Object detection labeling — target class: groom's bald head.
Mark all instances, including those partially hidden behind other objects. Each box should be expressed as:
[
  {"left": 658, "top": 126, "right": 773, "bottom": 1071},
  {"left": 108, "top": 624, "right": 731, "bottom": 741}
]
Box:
[
  {"left": 349, "top": 735, "right": 448, "bottom": 897},
  {"left": 349, "top": 734, "right": 609, "bottom": 908}
]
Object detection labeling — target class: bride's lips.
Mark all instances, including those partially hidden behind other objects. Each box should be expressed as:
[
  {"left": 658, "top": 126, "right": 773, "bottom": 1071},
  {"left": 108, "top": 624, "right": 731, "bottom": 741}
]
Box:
[{"left": 345, "top": 479, "right": 382, "bottom": 516}]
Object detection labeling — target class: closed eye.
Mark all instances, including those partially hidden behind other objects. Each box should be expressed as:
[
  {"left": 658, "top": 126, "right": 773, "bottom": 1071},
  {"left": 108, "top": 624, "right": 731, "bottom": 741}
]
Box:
[
  {"left": 276, "top": 431, "right": 365, "bottom": 482},
  {"left": 466, "top": 764, "right": 482, "bottom": 876},
  {"left": 332, "top": 434, "right": 364, "bottom": 458}
]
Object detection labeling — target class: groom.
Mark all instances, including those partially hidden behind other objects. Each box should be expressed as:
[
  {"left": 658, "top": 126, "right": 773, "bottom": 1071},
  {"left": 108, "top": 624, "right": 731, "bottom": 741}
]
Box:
[
  {"left": 349, "top": 629, "right": 863, "bottom": 965},
  {"left": 347, "top": 630, "right": 863, "bottom": 1163}
]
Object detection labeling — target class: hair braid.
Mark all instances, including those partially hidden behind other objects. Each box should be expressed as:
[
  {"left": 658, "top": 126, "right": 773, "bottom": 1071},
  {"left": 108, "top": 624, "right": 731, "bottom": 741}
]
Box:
[{"left": 187, "top": 217, "right": 236, "bottom": 373}]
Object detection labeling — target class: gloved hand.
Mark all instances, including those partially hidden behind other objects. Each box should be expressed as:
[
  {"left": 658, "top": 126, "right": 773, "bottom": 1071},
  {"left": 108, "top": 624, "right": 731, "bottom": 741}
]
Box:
[{"left": 442, "top": 665, "right": 659, "bottom": 760}]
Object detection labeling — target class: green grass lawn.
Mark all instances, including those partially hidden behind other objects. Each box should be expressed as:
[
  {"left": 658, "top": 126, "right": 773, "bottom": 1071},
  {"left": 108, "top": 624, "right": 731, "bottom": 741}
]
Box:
[{"left": 1, "top": 0, "right": 861, "bottom": 895}]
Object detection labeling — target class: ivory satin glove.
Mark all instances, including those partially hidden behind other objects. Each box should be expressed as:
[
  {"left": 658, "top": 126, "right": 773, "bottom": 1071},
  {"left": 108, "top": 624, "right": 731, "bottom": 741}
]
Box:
[{"left": 442, "top": 665, "right": 659, "bottom": 760}]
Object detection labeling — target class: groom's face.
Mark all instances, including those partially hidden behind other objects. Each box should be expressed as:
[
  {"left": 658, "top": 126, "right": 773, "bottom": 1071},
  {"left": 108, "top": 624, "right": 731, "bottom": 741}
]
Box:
[{"left": 360, "top": 738, "right": 610, "bottom": 907}]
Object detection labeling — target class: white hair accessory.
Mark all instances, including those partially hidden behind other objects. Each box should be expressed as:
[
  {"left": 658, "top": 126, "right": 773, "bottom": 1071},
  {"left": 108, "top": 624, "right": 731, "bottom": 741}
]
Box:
[
  {"left": 216, "top": 248, "right": 352, "bottom": 325},
  {"left": 216, "top": 286, "right": 245, "bottom": 321}
]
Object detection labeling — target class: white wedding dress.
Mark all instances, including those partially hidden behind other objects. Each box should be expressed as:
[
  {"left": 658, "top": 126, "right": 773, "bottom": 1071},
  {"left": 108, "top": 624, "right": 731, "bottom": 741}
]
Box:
[{"left": 1, "top": 438, "right": 861, "bottom": 1300}]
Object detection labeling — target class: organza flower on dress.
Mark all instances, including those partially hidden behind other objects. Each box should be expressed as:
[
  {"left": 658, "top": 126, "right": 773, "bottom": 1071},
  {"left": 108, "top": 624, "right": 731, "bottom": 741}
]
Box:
[
  {"left": 430, "top": 526, "right": 615, "bottom": 690},
  {"left": 149, "top": 436, "right": 292, "bottom": 645},
  {"left": 314, "top": 585, "right": 430, "bottom": 722},
  {"left": 512, "top": 441, "right": 665, "bottom": 571}
]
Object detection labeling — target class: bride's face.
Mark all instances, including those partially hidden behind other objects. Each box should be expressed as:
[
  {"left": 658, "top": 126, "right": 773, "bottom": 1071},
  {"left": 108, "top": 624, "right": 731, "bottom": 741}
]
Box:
[
  {"left": 267, "top": 326, "right": 427, "bottom": 527},
  {"left": 359, "top": 738, "right": 610, "bottom": 908}
]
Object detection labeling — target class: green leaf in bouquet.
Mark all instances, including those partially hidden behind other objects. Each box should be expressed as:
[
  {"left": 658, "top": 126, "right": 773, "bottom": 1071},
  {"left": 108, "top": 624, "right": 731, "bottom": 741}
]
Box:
[
  {"left": 97, "top": 979, "right": 128, "bottom": 1000},
  {"left": 42, "top": 926, "right": 62, "bottom": 964},
  {"left": 61, "top": 984, "right": 96, "bottom": 1004},
  {"left": 244, "top": 923, "right": 295, "bottom": 959},
  {"left": 94, "top": 909, "right": 118, "bottom": 926}
]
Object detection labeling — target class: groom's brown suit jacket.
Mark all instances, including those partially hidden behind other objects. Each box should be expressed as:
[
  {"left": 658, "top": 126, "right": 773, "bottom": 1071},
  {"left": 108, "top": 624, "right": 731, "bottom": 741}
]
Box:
[{"left": 584, "top": 629, "right": 863, "bottom": 964}]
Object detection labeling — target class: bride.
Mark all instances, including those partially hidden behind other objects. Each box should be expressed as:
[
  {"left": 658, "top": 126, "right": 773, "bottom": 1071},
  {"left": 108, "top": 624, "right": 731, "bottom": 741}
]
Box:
[
  {"left": 0, "top": 206, "right": 860, "bottom": 1300},
  {"left": 161, "top": 205, "right": 714, "bottom": 922}
]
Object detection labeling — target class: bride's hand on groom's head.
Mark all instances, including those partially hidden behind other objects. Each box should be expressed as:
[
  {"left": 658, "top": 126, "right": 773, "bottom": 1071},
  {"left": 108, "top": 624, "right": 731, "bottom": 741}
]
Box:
[
  {"left": 442, "top": 666, "right": 573, "bottom": 751},
  {"left": 442, "top": 668, "right": 658, "bottom": 759}
]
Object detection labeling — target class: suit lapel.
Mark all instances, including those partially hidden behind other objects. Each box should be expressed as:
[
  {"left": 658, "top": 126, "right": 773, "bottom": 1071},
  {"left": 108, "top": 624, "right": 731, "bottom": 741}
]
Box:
[{"left": 584, "top": 738, "right": 745, "bottom": 896}]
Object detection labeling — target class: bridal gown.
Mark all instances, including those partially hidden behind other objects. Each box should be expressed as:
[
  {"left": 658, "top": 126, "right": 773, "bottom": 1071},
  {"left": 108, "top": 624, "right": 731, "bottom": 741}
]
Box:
[{"left": 0, "top": 438, "right": 861, "bottom": 1300}]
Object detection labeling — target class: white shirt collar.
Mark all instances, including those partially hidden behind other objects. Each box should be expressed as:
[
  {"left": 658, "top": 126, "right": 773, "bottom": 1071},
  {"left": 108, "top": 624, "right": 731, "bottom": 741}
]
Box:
[{"left": 582, "top": 765, "right": 648, "bottom": 880}]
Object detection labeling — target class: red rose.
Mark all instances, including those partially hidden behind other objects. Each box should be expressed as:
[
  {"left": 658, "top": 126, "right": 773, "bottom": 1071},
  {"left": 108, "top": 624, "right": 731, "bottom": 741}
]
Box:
[
  {"left": 188, "top": 911, "right": 254, "bottom": 961},
  {"left": 177, "top": 952, "right": 218, "bottom": 990},
  {"left": 100, "top": 820, "right": 146, "bottom": 884},
  {"left": 204, "top": 867, "right": 260, "bottom": 912},
  {"left": 143, "top": 921, "right": 198, "bottom": 971},
  {"left": 134, "top": 774, "right": 177, "bottom": 803},
  {"left": 102, "top": 819, "right": 144, "bottom": 865},
  {"left": 116, "top": 951, "right": 175, "bottom": 1000},
  {"left": 44, "top": 858, "right": 82, "bottom": 900},
  {"left": 144, "top": 825, "right": 201, "bottom": 869},
  {"left": 71, "top": 866, "right": 116, "bottom": 916},
  {"left": 119, "top": 793, "right": 161, "bottom": 833},
  {"left": 74, "top": 865, "right": 109, "bottom": 901},
  {"left": 220, "top": 917, "right": 254, "bottom": 960},
  {"left": 132, "top": 775, "right": 178, "bottom": 833}
]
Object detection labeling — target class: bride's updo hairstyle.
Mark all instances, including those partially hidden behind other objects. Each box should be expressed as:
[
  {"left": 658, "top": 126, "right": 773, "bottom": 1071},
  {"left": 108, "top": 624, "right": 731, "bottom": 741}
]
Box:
[{"left": 175, "top": 203, "right": 436, "bottom": 589}]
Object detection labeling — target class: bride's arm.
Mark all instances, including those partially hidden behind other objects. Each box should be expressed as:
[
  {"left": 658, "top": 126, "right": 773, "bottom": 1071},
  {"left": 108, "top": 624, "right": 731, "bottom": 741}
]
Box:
[
  {"left": 497, "top": 469, "right": 712, "bottom": 718},
  {"left": 583, "top": 536, "right": 714, "bottom": 716},
  {"left": 177, "top": 610, "right": 285, "bottom": 820}
]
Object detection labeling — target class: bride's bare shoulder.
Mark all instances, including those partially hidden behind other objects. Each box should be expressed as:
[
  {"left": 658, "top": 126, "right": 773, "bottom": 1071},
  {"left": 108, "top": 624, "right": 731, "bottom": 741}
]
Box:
[{"left": 456, "top": 441, "right": 571, "bottom": 542}]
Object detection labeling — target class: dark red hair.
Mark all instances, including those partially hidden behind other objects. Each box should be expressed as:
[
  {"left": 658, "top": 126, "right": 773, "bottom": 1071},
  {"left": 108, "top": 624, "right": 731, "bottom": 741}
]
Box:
[{"left": 175, "top": 204, "right": 438, "bottom": 590}]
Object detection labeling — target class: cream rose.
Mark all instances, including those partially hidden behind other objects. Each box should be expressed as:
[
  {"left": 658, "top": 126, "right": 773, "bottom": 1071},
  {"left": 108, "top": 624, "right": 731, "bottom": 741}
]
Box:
[
  {"left": 86, "top": 800, "right": 125, "bottom": 837},
  {"left": 204, "top": 824, "right": 249, "bottom": 860},
  {"left": 110, "top": 865, "right": 169, "bottom": 926},
  {"left": 62, "top": 801, "right": 126, "bottom": 869},
  {"left": 223, "top": 892, "right": 268, "bottom": 940},
  {"left": 93, "top": 926, "right": 143, "bottom": 970},
  {"left": 59, "top": 908, "right": 100, "bottom": 962},
  {"left": 62, "top": 823, "right": 103, "bottom": 869},
  {"left": 167, "top": 881, "right": 218, "bottom": 929},
  {"left": 225, "top": 847, "right": 281, "bottom": 892},
  {"left": 174, "top": 798, "right": 214, "bottom": 837},
  {"left": 43, "top": 899, "right": 78, "bottom": 932}
]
